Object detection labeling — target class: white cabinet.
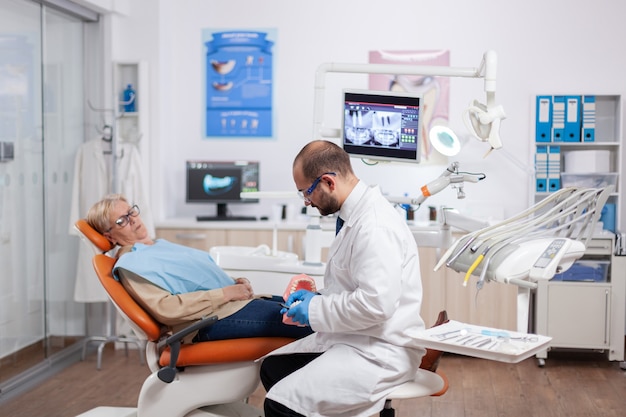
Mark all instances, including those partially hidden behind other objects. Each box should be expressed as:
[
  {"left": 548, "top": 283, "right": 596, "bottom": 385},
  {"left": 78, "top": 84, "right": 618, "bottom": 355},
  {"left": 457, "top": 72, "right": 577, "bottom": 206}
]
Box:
[
  {"left": 155, "top": 222, "right": 306, "bottom": 259},
  {"left": 535, "top": 237, "right": 625, "bottom": 362},
  {"left": 155, "top": 228, "right": 228, "bottom": 252},
  {"left": 537, "top": 282, "right": 611, "bottom": 349}
]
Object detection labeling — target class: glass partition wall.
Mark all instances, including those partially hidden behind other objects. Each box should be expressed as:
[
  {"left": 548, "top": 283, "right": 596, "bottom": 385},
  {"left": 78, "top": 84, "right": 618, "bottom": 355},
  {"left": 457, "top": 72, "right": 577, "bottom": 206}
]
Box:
[{"left": 0, "top": 0, "right": 94, "bottom": 396}]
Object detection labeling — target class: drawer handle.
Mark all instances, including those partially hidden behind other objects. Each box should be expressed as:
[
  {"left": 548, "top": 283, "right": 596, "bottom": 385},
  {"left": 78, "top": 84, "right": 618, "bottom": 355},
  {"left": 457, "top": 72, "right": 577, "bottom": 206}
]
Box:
[
  {"left": 588, "top": 243, "right": 610, "bottom": 249},
  {"left": 175, "top": 233, "right": 207, "bottom": 240},
  {"left": 604, "top": 289, "right": 610, "bottom": 345}
]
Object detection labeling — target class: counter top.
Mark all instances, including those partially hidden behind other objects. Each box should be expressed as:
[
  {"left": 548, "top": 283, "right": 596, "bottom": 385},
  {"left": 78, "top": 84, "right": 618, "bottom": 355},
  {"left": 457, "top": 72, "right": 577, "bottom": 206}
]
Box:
[
  {"left": 156, "top": 217, "right": 325, "bottom": 231},
  {"left": 156, "top": 217, "right": 444, "bottom": 232}
]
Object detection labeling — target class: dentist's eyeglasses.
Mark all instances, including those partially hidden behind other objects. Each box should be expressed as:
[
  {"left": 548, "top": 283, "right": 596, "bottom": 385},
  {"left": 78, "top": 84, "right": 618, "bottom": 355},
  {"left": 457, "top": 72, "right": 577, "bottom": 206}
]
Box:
[
  {"left": 297, "top": 172, "right": 335, "bottom": 203},
  {"left": 107, "top": 205, "right": 140, "bottom": 232}
]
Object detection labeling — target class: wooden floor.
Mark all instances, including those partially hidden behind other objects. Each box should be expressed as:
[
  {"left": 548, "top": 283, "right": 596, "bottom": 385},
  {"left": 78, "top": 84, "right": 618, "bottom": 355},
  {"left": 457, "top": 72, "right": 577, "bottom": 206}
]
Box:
[{"left": 1, "top": 347, "right": 625, "bottom": 417}]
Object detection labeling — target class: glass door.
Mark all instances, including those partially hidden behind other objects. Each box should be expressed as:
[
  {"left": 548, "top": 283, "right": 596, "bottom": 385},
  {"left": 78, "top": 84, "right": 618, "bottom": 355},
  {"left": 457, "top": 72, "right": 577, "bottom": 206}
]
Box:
[
  {"left": 0, "top": 0, "right": 87, "bottom": 389},
  {"left": 42, "top": 5, "right": 85, "bottom": 357},
  {"left": 0, "top": 0, "right": 46, "bottom": 385}
]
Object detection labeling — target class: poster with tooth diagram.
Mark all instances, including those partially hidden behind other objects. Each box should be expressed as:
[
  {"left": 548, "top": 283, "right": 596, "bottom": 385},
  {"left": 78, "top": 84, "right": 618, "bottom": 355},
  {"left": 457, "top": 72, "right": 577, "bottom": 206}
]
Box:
[{"left": 203, "top": 29, "right": 275, "bottom": 138}]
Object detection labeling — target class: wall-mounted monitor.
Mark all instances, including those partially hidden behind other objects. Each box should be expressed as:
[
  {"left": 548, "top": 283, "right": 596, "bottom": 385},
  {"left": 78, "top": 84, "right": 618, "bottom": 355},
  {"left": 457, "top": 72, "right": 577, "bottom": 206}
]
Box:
[
  {"left": 186, "top": 160, "right": 259, "bottom": 221},
  {"left": 342, "top": 89, "right": 422, "bottom": 163}
]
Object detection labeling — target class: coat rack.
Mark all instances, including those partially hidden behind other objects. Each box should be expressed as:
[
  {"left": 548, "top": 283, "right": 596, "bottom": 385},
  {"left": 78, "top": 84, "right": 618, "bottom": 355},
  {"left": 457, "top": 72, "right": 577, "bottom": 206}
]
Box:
[{"left": 81, "top": 99, "right": 144, "bottom": 369}]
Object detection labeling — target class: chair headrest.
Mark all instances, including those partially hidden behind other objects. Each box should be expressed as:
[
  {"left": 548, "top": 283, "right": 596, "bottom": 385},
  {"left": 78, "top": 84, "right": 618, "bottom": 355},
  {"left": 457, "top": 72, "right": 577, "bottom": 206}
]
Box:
[{"left": 75, "top": 219, "right": 115, "bottom": 253}]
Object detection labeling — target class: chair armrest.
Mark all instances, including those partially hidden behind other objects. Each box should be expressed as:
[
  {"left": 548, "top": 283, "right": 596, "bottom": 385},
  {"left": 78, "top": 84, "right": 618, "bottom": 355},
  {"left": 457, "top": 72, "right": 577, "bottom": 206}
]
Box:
[
  {"left": 157, "top": 315, "right": 218, "bottom": 383},
  {"left": 157, "top": 315, "right": 218, "bottom": 350}
]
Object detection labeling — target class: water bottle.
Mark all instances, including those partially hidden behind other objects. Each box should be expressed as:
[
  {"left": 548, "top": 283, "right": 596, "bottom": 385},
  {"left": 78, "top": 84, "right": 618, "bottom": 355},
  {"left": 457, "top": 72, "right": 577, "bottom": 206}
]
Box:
[{"left": 123, "top": 84, "right": 136, "bottom": 112}]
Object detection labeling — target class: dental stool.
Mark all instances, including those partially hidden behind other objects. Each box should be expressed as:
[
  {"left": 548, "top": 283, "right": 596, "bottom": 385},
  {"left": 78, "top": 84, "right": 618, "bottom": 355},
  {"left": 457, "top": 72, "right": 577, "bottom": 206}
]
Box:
[{"left": 75, "top": 219, "right": 295, "bottom": 417}]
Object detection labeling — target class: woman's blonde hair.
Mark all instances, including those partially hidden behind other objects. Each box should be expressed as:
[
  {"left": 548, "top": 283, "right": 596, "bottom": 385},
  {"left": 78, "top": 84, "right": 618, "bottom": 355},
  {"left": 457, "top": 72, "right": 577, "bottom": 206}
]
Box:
[{"left": 86, "top": 194, "right": 129, "bottom": 234}]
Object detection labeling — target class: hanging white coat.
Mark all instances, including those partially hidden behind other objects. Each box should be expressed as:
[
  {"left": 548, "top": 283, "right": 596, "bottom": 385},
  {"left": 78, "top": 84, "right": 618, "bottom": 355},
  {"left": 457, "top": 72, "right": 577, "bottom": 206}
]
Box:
[{"left": 68, "top": 138, "right": 154, "bottom": 302}]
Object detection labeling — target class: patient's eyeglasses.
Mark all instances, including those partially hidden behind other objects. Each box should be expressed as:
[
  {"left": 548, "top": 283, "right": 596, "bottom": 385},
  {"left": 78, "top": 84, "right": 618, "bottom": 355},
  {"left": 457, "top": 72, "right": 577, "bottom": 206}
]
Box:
[
  {"left": 107, "top": 204, "right": 140, "bottom": 231},
  {"left": 297, "top": 172, "right": 336, "bottom": 203}
]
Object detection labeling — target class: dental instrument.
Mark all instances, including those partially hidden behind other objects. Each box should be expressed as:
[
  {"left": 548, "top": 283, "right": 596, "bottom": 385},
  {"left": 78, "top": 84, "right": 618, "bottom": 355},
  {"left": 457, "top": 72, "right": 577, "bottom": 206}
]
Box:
[
  {"left": 474, "top": 338, "right": 493, "bottom": 348},
  {"left": 481, "top": 329, "right": 510, "bottom": 338},
  {"left": 433, "top": 328, "right": 468, "bottom": 340}
]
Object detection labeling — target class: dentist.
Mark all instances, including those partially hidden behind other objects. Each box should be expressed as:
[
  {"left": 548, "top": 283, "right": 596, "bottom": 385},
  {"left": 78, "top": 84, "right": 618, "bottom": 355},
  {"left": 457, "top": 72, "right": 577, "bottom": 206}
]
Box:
[{"left": 260, "top": 140, "right": 426, "bottom": 417}]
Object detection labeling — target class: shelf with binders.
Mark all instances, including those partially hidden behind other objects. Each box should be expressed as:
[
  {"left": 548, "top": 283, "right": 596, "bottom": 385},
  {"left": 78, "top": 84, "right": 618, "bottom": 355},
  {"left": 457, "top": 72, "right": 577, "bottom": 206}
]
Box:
[
  {"left": 531, "top": 94, "right": 625, "bottom": 365},
  {"left": 532, "top": 94, "right": 622, "bottom": 236}
]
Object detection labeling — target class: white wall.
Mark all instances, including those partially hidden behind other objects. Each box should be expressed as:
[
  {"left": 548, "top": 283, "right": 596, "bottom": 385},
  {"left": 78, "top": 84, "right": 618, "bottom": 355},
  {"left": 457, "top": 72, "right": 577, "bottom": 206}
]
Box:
[{"left": 110, "top": 0, "right": 626, "bottom": 226}]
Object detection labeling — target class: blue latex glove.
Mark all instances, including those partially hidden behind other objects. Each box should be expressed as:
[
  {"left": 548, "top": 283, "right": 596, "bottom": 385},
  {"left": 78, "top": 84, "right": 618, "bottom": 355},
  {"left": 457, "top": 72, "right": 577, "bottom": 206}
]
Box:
[{"left": 282, "top": 289, "right": 317, "bottom": 326}]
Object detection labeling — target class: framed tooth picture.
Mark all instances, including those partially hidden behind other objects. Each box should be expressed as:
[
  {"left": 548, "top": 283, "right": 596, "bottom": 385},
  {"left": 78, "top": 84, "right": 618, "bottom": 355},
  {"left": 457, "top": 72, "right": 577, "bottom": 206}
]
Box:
[{"left": 369, "top": 49, "right": 450, "bottom": 164}]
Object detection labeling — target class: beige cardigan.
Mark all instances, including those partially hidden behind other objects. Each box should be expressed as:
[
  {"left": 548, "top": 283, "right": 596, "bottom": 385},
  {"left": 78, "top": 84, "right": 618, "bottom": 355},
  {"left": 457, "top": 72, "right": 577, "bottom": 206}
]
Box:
[{"left": 116, "top": 267, "right": 253, "bottom": 343}]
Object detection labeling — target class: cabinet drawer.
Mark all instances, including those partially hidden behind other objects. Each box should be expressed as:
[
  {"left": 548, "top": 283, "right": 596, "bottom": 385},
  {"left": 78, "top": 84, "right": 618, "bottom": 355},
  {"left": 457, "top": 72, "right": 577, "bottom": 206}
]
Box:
[
  {"left": 585, "top": 238, "right": 613, "bottom": 255},
  {"left": 540, "top": 281, "right": 611, "bottom": 349},
  {"left": 155, "top": 228, "right": 227, "bottom": 251}
]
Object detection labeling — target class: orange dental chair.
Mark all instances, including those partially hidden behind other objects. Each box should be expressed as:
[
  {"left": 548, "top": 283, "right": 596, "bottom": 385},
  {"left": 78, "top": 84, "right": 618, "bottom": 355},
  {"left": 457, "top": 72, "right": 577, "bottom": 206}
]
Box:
[
  {"left": 75, "top": 219, "right": 293, "bottom": 416},
  {"left": 74, "top": 219, "right": 447, "bottom": 417}
]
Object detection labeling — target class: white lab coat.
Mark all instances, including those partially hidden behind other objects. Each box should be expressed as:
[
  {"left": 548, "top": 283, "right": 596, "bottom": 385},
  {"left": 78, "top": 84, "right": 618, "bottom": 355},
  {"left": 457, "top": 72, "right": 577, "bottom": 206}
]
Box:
[
  {"left": 264, "top": 182, "right": 426, "bottom": 417},
  {"left": 68, "top": 138, "right": 154, "bottom": 302}
]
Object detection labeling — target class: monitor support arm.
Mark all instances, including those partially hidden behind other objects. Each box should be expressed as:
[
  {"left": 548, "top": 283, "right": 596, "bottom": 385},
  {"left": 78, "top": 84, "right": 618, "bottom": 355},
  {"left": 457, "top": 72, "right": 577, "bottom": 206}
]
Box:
[{"left": 313, "top": 50, "right": 505, "bottom": 154}]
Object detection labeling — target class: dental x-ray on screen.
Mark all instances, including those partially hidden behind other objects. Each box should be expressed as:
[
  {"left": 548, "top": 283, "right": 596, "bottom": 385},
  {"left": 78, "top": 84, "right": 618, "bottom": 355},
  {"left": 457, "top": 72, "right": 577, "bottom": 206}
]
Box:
[{"left": 342, "top": 89, "right": 422, "bottom": 163}]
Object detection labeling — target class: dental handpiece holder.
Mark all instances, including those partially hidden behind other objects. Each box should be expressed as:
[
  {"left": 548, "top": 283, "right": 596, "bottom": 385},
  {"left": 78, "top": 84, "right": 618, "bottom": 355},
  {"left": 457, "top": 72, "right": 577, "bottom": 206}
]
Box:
[{"left": 438, "top": 186, "right": 614, "bottom": 290}]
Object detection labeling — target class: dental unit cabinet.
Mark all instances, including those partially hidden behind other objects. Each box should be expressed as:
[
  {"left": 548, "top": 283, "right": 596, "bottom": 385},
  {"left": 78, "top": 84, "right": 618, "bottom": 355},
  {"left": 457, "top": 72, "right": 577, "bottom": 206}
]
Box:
[
  {"left": 535, "top": 235, "right": 625, "bottom": 364},
  {"left": 531, "top": 94, "right": 625, "bottom": 364}
]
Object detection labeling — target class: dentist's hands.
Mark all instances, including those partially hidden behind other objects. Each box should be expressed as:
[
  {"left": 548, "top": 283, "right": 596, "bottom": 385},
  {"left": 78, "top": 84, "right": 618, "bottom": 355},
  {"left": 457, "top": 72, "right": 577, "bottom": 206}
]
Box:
[{"left": 281, "top": 289, "right": 317, "bottom": 326}]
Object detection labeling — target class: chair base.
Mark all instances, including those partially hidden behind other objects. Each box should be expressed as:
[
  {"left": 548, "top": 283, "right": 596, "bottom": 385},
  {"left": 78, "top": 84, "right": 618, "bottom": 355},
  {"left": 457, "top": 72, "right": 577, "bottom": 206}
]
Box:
[
  {"left": 76, "top": 406, "right": 137, "bottom": 417},
  {"left": 76, "top": 401, "right": 263, "bottom": 417},
  {"left": 137, "top": 361, "right": 262, "bottom": 417},
  {"left": 189, "top": 402, "right": 264, "bottom": 417}
]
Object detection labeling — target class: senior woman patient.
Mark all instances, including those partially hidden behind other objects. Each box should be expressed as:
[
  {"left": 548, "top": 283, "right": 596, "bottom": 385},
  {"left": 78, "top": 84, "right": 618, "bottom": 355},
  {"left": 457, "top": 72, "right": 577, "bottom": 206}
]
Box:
[{"left": 86, "top": 193, "right": 313, "bottom": 343}]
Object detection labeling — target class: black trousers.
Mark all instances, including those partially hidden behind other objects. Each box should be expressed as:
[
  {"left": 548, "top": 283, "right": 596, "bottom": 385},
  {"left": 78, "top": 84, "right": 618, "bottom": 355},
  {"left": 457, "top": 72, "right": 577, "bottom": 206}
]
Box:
[{"left": 260, "top": 353, "right": 323, "bottom": 417}]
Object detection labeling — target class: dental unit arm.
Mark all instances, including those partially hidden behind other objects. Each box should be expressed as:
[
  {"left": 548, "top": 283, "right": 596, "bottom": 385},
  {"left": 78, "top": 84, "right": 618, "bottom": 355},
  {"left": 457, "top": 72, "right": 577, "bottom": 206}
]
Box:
[
  {"left": 313, "top": 50, "right": 506, "bottom": 155},
  {"left": 386, "top": 161, "right": 485, "bottom": 208}
]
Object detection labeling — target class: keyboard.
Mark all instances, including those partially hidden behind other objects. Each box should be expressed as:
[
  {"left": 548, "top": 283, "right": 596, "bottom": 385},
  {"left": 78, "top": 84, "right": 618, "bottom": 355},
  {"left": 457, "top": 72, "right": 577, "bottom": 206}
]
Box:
[{"left": 196, "top": 215, "right": 257, "bottom": 222}]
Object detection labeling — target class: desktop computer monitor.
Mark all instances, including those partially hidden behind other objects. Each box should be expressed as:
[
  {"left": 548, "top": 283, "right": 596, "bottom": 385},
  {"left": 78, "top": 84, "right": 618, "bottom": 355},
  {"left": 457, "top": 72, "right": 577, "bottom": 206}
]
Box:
[
  {"left": 186, "top": 160, "right": 259, "bottom": 221},
  {"left": 342, "top": 89, "right": 422, "bottom": 163}
]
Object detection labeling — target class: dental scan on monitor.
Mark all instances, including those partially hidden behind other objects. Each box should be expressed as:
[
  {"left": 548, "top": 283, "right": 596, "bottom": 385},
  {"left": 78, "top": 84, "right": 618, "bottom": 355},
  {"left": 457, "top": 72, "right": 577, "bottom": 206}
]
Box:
[{"left": 341, "top": 89, "right": 422, "bottom": 164}]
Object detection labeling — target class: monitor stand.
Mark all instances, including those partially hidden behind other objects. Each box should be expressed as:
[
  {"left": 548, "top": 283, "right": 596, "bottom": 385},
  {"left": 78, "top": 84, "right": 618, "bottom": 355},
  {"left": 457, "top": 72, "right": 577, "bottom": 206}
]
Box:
[{"left": 196, "top": 203, "right": 257, "bottom": 222}]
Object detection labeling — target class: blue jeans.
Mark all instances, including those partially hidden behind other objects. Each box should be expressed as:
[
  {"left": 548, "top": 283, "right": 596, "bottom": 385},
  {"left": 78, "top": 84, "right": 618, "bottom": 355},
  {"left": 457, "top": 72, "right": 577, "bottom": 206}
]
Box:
[{"left": 197, "top": 296, "right": 314, "bottom": 341}]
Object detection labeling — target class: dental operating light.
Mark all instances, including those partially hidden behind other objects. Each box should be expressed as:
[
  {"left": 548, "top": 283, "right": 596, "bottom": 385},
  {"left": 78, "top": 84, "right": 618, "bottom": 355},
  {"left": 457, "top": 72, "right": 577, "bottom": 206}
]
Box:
[
  {"left": 429, "top": 125, "right": 461, "bottom": 156},
  {"left": 313, "top": 50, "right": 505, "bottom": 156}
]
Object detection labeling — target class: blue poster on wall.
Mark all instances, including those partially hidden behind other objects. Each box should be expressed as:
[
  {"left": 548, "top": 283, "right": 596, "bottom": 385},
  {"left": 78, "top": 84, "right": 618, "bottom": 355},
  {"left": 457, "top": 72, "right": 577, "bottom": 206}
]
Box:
[{"left": 203, "top": 30, "right": 274, "bottom": 139}]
